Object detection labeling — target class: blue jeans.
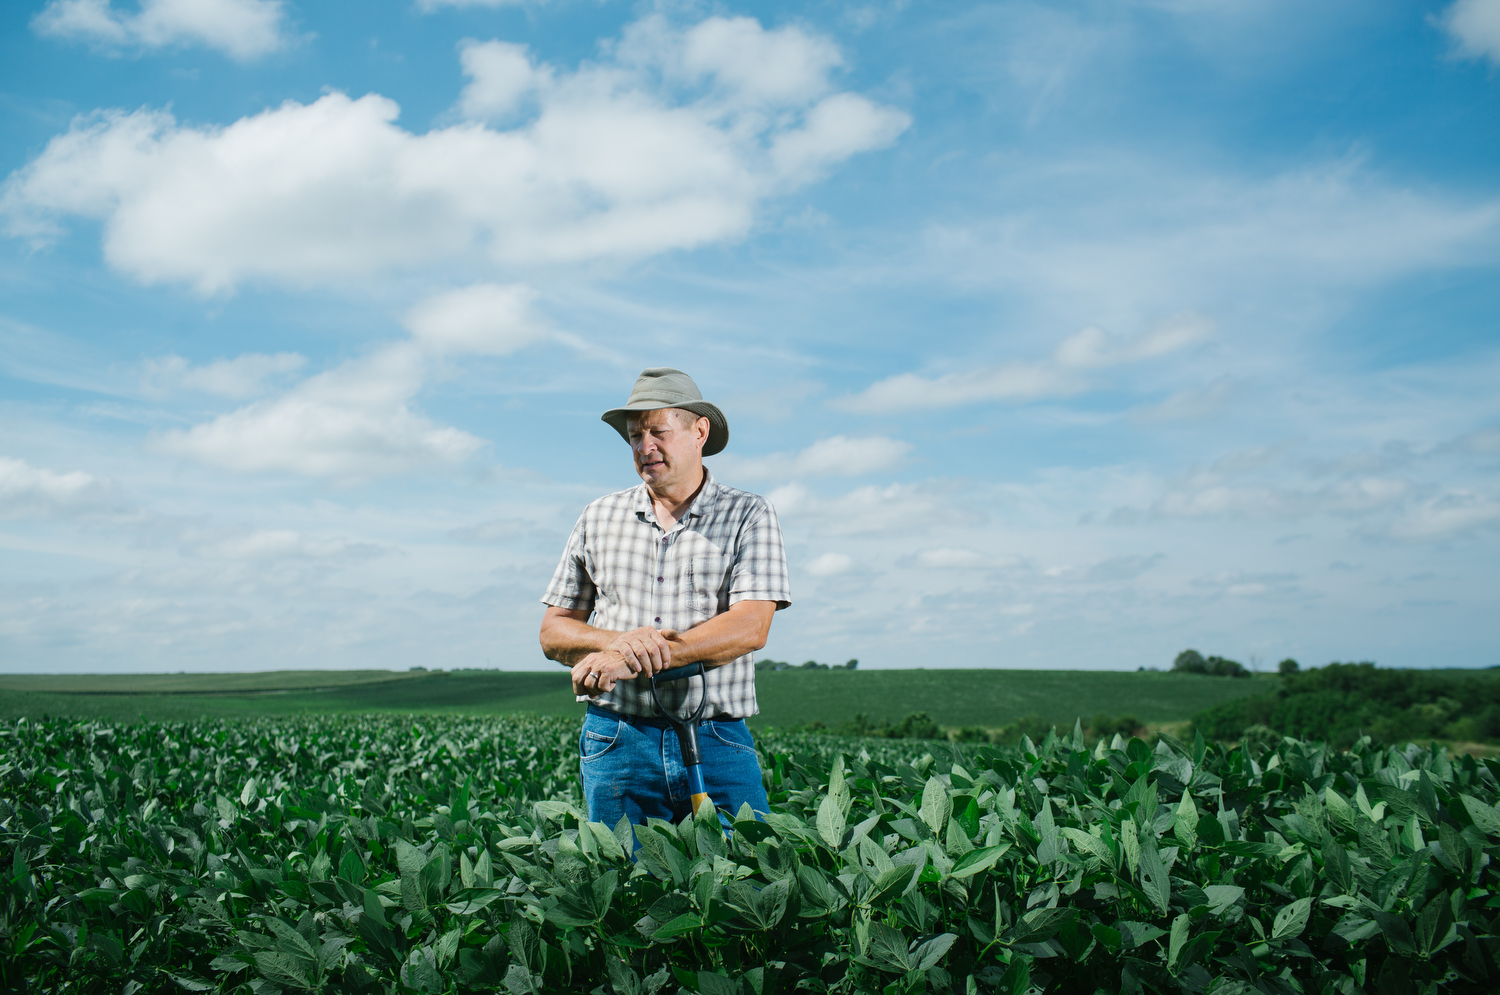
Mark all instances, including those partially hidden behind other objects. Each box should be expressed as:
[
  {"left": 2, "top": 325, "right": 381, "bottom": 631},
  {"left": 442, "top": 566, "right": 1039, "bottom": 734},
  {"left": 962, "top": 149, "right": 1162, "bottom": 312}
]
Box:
[{"left": 578, "top": 705, "right": 769, "bottom": 833}]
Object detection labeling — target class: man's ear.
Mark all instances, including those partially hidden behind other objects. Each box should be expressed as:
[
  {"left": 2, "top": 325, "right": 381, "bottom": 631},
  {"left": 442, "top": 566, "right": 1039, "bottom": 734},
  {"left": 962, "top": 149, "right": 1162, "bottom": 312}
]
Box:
[{"left": 696, "top": 415, "right": 710, "bottom": 450}]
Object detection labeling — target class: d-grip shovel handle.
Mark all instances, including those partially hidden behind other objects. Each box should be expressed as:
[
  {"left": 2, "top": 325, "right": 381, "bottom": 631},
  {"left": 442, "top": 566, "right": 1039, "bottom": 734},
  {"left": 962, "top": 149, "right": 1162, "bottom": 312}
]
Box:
[{"left": 650, "top": 663, "right": 712, "bottom": 816}]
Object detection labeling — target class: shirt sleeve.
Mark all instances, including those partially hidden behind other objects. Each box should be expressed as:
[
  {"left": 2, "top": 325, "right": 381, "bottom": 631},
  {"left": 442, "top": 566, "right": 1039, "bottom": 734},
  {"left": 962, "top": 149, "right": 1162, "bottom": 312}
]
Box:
[
  {"left": 728, "top": 500, "right": 792, "bottom": 610},
  {"left": 541, "top": 511, "right": 597, "bottom": 612}
]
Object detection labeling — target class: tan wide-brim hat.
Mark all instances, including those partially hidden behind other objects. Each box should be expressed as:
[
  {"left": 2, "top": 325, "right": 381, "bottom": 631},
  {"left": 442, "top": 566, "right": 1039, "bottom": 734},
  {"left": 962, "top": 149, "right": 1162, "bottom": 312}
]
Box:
[{"left": 601, "top": 367, "right": 729, "bottom": 457}]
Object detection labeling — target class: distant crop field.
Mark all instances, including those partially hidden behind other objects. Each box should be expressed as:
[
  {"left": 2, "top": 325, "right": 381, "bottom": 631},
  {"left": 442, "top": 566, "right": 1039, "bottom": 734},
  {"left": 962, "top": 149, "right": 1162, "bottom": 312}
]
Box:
[
  {"left": 749, "top": 668, "right": 1277, "bottom": 730},
  {"left": 0, "top": 668, "right": 1273, "bottom": 730}
]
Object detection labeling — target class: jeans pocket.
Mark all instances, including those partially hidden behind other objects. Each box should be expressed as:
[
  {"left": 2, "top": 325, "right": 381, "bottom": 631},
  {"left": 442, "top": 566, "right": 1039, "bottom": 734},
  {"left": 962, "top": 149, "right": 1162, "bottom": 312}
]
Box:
[
  {"left": 580, "top": 717, "right": 621, "bottom": 762},
  {"left": 705, "top": 719, "right": 756, "bottom": 756}
]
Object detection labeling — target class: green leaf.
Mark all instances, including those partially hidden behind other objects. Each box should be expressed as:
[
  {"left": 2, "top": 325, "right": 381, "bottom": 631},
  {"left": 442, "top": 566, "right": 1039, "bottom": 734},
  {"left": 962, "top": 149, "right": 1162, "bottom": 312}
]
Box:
[
  {"left": 1461, "top": 794, "right": 1500, "bottom": 836},
  {"left": 816, "top": 792, "right": 846, "bottom": 850},
  {"left": 1202, "top": 884, "right": 1244, "bottom": 916},
  {"left": 1090, "top": 923, "right": 1122, "bottom": 954},
  {"left": 919, "top": 776, "right": 951, "bottom": 834},
  {"left": 863, "top": 921, "right": 912, "bottom": 973},
  {"left": 796, "top": 865, "right": 846, "bottom": 916},
  {"left": 994, "top": 954, "right": 1030, "bottom": 995},
  {"left": 651, "top": 912, "right": 707, "bottom": 940},
  {"left": 911, "top": 932, "right": 957, "bottom": 970},
  {"left": 1173, "top": 794, "right": 1199, "bottom": 849},
  {"left": 950, "top": 843, "right": 1012, "bottom": 879},
  {"left": 1138, "top": 837, "right": 1170, "bottom": 915},
  {"left": 1272, "top": 897, "right": 1313, "bottom": 940},
  {"left": 697, "top": 972, "right": 739, "bottom": 995},
  {"left": 868, "top": 863, "right": 918, "bottom": 906},
  {"left": 1167, "top": 914, "right": 1191, "bottom": 973},
  {"left": 1059, "top": 828, "right": 1112, "bottom": 868},
  {"left": 1009, "top": 906, "right": 1074, "bottom": 944},
  {"left": 445, "top": 889, "right": 506, "bottom": 915},
  {"left": 725, "top": 878, "right": 790, "bottom": 930},
  {"left": 587, "top": 821, "right": 625, "bottom": 862}
]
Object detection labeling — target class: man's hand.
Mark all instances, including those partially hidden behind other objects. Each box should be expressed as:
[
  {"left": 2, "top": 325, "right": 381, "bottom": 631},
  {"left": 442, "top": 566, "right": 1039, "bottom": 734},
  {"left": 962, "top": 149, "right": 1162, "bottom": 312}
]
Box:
[
  {"left": 571, "top": 653, "right": 645, "bottom": 697},
  {"left": 604, "top": 626, "right": 673, "bottom": 677}
]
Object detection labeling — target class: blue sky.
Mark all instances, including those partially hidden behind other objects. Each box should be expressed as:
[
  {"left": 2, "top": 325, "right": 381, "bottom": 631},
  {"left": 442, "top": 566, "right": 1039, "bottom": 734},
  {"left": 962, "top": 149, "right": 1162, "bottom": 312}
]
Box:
[{"left": 2, "top": 0, "right": 1498, "bottom": 674}]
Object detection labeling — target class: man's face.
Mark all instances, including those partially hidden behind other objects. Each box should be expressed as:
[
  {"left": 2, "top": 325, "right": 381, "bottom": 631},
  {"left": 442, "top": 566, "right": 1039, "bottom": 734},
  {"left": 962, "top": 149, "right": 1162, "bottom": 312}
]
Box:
[{"left": 628, "top": 408, "right": 707, "bottom": 491}]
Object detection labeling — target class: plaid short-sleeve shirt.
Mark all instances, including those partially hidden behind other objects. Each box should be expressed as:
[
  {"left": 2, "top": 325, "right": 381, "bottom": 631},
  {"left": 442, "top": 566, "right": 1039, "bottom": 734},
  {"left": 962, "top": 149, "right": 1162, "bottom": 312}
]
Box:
[{"left": 541, "top": 470, "right": 791, "bottom": 718}]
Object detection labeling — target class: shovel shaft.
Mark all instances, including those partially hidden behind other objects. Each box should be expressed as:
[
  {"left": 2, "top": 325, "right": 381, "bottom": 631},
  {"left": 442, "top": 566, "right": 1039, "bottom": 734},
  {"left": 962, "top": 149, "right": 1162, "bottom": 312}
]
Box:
[{"left": 686, "top": 763, "right": 709, "bottom": 815}]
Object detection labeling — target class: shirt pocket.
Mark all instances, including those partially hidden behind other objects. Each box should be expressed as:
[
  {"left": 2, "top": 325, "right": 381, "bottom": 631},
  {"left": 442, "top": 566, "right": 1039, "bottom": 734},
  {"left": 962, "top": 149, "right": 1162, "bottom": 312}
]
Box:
[{"left": 689, "top": 553, "right": 727, "bottom": 620}]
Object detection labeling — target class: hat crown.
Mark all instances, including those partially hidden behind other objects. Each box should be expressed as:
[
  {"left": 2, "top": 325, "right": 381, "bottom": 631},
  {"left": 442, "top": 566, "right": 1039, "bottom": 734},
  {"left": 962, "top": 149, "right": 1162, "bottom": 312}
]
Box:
[{"left": 628, "top": 367, "right": 703, "bottom": 404}]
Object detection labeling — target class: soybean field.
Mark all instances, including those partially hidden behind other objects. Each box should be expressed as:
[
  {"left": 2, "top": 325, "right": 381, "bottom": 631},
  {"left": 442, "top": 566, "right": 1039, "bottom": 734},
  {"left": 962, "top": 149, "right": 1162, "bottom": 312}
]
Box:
[{"left": 5, "top": 710, "right": 1500, "bottom": 994}]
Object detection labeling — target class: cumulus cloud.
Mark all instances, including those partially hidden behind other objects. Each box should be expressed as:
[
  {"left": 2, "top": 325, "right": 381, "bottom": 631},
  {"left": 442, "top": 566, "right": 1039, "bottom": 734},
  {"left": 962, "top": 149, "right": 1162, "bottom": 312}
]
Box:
[
  {"left": 2, "top": 14, "right": 909, "bottom": 293},
  {"left": 32, "top": 0, "right": 290, "bottom": 60},
  {"left": 456, "top": 41, "right": 545, "bottom": 121},
  {"left": 140, "top": 351, "right": 305, "bottom": 398},
  {"left": 723, "top": 435, "right": 911, "bottom": 480},
  {"left": 403, "top": 283, "right": 548, "bottom": 356},
  {"left": 151, "top": 344, "right": 482, "bottom": 478},
  {"left": 1441, "top": 0, "right": 1500, "bottom": 64},
  {"left": 151, "top": 282, "right": 549, "bottom": 478},
  {"left": 0, "top": 457, "right": 113, "bottom": 519},
  {"left": 834, "top": 312, "right": 1213, "bottom": 413},
  {"left": 805, "top": 552, "right": 854, "bottom": 576}
]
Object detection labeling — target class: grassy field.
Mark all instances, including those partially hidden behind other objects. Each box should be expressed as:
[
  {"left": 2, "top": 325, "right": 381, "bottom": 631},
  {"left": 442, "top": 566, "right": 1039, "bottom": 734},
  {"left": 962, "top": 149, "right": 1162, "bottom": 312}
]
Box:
[{"left": 0, "top": 667, "right": 1274, "bottom": 729}]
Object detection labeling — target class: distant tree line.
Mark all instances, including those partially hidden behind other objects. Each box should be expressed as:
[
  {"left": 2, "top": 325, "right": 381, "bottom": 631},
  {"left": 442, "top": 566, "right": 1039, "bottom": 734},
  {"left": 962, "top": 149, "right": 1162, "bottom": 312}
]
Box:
[
  {"left": 755, "top": 658, "right": 858, "bottom": 672},
  {"left": 1193, "top": 661, "right": 1500, "bottom": 747}
]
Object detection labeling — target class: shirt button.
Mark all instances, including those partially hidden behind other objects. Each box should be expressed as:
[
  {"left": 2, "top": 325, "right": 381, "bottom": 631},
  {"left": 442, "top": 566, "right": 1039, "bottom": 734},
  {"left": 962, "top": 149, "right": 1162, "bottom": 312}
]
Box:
[
  {"left": 654, "top": 617, "right": 662, "bottom": 624},
  {"left": 657, "top": 576, "right": 664, "bottom": 582}
]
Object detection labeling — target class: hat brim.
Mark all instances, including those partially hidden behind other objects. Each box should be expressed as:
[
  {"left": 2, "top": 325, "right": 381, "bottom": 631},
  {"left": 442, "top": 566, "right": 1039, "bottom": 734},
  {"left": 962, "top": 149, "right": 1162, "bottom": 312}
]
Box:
[{"left": 601, "top": 400, "right": 728, "bottom": 457}]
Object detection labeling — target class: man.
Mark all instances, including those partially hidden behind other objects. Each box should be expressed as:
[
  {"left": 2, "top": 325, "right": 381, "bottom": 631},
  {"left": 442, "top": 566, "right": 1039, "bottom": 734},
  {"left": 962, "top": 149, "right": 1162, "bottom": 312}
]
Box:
[{"left": 538, "top": 368, "right": 790, "bottom": 830}]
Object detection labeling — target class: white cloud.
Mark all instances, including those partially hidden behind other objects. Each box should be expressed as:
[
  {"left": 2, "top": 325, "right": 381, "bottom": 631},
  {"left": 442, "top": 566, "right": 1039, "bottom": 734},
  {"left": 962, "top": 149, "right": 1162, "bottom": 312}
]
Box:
[
  {"left": 835, "top": 312, "right": 1213, "bottom": 413},
  {"left": 403, "top": 283, "right": 548, "bottom": 356},
  {"left": 1385, "top": 493, "right": 1500, "bottom": 540},
  {"left": 0, "top": 457, "right": 112, "bottom": 519},
  {"left": 150, "top": 282, "right": 549, "bottom": 479},
  {"left": 2, "top": 14, "right": 909, "bottom": 293},
  {"left": 723, "top": 435, "right": 911, "bottom": 480},
  {"left": 141, "top": 351, "right": 305, "bottom": 398},
  {"left": 672, "top": 16, "right": 842, "bottom": 105},
  {"left": 768, "top": 480, "right": 959, "bottom": 536},
  {"left": 805, "top": 552, "right": 854, "bottom": 576},
  {"left": 151, "top": 343, "right": 483, "bottom": 479},
  {"left": 183, "top": 529, "right": 384, "bottom": 560},
  {"left": 1441, "top": 0, "right": 1500, "bottom": 64},
  {"left": 32, "top": 0, "right": 290, "bottom": 60},
  {"left": 457, "top": 41, "right": 544, "bottom": 120},
  {"left": 917, "top": 547, "right": 987, "bottom": 569}
]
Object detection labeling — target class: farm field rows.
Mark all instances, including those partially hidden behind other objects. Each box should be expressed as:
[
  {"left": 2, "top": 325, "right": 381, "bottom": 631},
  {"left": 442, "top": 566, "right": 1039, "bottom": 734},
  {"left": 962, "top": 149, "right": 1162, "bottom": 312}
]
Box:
[
  {"left": 4, "top": 711, "right": 1500, "bottom": 994},
  {"left": 0, "top": 669, "right": 1276, "bottom": 730}
]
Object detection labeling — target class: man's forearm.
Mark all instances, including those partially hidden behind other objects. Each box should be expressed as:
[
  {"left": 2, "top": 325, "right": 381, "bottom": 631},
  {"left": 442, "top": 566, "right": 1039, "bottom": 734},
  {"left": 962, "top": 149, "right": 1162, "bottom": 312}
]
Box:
[
  {"left": 539, "top": 612, "right": 614, "bottom": 666},
  {"left": 664, "top": 601, "right": 775, "bottom": 669}
]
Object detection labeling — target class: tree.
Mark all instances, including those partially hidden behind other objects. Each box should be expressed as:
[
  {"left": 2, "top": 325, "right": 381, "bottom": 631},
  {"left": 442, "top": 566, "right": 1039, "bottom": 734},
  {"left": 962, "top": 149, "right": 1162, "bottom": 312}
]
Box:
[
  {"left": 1173, "top": 649, "right": 1207, "bottom": 674},
  {"left": 1278, "top": 658, "right": 1300, "bottom": 675},
  {"left": 844, "top": 659, "right": 859, "bottom": 670}
]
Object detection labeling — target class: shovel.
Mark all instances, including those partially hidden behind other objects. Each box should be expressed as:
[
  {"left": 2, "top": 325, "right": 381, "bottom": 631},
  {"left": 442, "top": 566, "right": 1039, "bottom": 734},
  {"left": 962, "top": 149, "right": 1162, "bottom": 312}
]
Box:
[{"left": 650, "top": 662, "right": 712, "bottom": 817}]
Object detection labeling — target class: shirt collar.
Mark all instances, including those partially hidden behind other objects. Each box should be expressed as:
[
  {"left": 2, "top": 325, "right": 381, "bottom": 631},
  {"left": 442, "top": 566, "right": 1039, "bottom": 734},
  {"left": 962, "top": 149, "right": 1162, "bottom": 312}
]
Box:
[{"left": 634, "top": 468, "right": 719, "bottom": 526}]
